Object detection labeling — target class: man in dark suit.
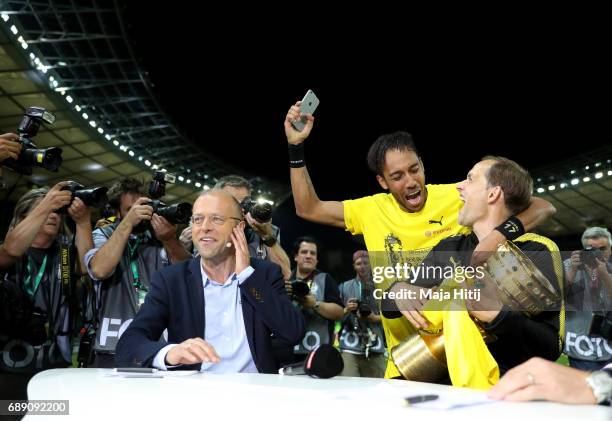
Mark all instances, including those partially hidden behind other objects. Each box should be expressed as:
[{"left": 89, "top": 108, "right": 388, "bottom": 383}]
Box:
[{"left": 116, "top": 190, "right": 305, "bottom": 373}]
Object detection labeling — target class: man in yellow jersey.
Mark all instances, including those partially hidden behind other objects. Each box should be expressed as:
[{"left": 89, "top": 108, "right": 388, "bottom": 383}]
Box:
[{"left": 283, "top": 101, "right": 556, "bottom": 378}]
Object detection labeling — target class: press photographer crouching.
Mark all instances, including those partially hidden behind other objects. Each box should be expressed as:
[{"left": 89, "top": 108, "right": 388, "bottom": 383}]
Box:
[
  {"left": 565, "top": 226, "right": 612, "bottom": 371},
  {"left": 0, "top": 182, "right": 94, "bottom": 401},
  {"left": 84, "top": 176, "right": 191, "bottom": 368},
  {"left": 338, "top": 250, "right": 386, "bottom": 378}
]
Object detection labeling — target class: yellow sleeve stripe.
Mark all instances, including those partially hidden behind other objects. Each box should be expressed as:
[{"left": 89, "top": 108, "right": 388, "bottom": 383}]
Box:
[{"left": 514, "top": 233, "right": 565, "bottom": 351}]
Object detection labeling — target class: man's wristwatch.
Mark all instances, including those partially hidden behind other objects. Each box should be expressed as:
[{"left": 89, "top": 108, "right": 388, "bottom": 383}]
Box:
[
  {"left": 312, "top": 301, "right": 321, "bottom": 312},
  {"left": 586, "top": 370, "right": 612, "bottom": 404}
]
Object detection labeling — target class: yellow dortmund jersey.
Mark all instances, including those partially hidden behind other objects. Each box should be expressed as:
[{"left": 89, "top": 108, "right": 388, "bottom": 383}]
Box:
[{"left": 343, "top": 183, "right": 470, "bottom": 378}]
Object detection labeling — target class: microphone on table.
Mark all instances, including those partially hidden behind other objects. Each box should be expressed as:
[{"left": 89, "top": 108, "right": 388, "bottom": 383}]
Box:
[{"left": 278, "top": 344, "right": 344, "bottom": 378}]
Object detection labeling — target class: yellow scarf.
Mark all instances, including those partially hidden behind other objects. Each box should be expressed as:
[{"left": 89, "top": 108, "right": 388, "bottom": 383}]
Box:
[{"left": 421, "top": 282, "right": 499, "bottom": 390}]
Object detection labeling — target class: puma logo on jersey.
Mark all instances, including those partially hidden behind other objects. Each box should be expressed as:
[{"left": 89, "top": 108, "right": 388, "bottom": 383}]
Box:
[{"left": 429, "top": 216, "right": 444, "bottom": 226}]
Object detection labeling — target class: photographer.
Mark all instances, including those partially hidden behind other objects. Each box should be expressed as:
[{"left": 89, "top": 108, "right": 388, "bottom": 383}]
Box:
[
  {"left": 565, "top": 226, "right": 612, "bottom": 371},
  {"left": 289, "top": 236, "right": 343, "bottom": 360},
  {"left": 181, "top": 175, "right": 291, "bottom": 279},
  {"left": 338, "top": 251, "right": 386, "bottom": 378},
  {"left": 84, "top": 177, "right": 191, "bottom": 367},
  {"left": 0, "top": 182, "right": 93, "bottom": 400}
]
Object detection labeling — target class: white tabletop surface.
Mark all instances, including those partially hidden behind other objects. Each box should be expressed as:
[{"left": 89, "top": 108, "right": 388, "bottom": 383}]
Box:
[{"left": 25, "top": 368, "right": 611, "bottom": 420}]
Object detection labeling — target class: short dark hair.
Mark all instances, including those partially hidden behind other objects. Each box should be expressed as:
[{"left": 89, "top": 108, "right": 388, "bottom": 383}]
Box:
[
  {"left": 107, "top": 177, "right": 146, "bottom": 210},
  {"left": 366, "top": 131, "right": 420, "bottom": 175},
  {"left": 214, "top": 175, "right": 252, "bottom": 192},
  {"left": 293, "top": 236, "right": 319, "bottom": 257},
  {"left": 482, "top": 156, "right": 533, "bottom": 215}
]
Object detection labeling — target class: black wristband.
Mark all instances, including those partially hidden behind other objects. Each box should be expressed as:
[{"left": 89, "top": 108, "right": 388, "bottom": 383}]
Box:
[
  {"left": 288, "top": 143, "right": 305, "bottom": 168},
  {"left": 495, "top": 216, "right": 525, "bottom": 241},
  {"left": 380, "top": 281, "right": 406, "bottom": 319},
  {"left": 262, "top": 234, "right": 277, "bottom": 247}
]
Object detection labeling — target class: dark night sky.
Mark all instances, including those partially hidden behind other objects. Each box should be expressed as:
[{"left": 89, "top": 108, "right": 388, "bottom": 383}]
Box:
[{"left": 122, "top": 6, "right": 610, "bottom": 279}]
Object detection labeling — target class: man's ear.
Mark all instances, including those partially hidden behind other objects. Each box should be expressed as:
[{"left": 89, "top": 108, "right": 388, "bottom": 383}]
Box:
[
  {"left": 238, "top": 220, "right": 246, "bottom": 230},
  {"left": 376, "top": 175, "right": 389, "bottom": 190},
  {"left": 488, "top": 186, "right": 503, "bottom": 204}
]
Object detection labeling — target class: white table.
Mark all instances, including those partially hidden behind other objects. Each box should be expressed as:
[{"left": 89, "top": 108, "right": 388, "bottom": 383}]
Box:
[{"left": 25, "top": 368, "right": 610, "bottom": 420}]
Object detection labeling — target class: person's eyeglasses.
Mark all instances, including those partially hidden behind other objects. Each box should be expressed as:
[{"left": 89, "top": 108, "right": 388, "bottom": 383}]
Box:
[{"left": 191, "top": 213, "right": 242, "bottom": 226}]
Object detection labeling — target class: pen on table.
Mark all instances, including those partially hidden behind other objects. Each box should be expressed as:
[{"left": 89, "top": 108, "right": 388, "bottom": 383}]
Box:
[
  {"left": 405, "top": 394, "right": 439, "bottom": 405},
  {"left": 114, "top": 367, "right": 159, "bottom": 373}
]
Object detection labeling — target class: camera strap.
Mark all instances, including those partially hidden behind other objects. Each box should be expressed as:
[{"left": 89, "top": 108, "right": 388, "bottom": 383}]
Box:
[
  {"left": 23, "top": 254, "right": 48, "bottom": 297},
  {"left": 128, "top": 238, "right": 148, "bottom": 307},
  {"left": 21, "top": 239, "right": 72, "bottom": 340},
  {"left": 59, "top": 238, "right": 71, "bottom": 291},
  {"left": 57, "top": 235, "right": 75, "bottom": 337},
  {"left": 128, "top": 238, "right": 145, "bottom": 289}
]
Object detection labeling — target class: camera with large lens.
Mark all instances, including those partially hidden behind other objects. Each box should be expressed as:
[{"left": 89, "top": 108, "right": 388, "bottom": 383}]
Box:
[
  {"left": 2, "top": 106, "right": 63, "bottom": 175},
  {"left": 240, "top": 197, "right": 272, "bottom": 223},
  {"left": 350, "top": 300, "right": 372, "bottom": 318},
  {"left": 137, "top": 170, "right": 192, "bottom": 226},
  {"left": 580, "top": 247, "right": 605, "bottom": 269},
  {"left": 56, "top": 181, "right": 109, "bottom": 213},
  {"left": 145, "top": 199, "right": 192, "bottom": 225},
  {"left": 358, "top": 301, "right": 372, "bottom": 318},
  {"left": 291, "top": 280, "right": 310, "bottom": 299}
]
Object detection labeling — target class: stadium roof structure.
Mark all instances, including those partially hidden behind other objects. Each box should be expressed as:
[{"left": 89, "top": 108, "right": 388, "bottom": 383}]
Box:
[
  {"left": 0, "top": 1, "right": 287, "bottom": 206},
  {"left": 531, "top": 145, "right": 612, "bottom": 238}
]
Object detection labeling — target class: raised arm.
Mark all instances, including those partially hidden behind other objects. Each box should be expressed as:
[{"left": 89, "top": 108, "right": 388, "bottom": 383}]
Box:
[
  {"left": 89, "top": 197, "right": 153, "bottom": 280},
  {"left": 1, "top": 182, "right": 72, "bottom": 269},
  {"left": 284, "top": 101, "right": 345, "bottom": 229},
  {"left": 67, "top": 197, "right": 94, "bottom": 275}
]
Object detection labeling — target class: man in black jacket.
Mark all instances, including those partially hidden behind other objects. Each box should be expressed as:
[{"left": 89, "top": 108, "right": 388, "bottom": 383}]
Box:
[{"left": 116, "top": 189, "right": 305, "bottom": 372}]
